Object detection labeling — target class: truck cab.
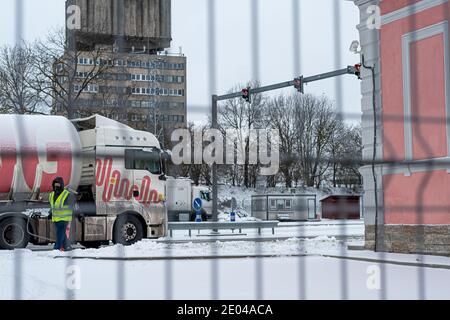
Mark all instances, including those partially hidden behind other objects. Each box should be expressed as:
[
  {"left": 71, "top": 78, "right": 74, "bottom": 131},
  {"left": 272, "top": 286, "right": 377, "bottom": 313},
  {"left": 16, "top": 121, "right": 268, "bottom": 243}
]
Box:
[
  {"left": 166, "top": 178, "right": 212, "bottom": 222},
  {"left": 73, "top": 115, "right": 169, "bottom": 244}
]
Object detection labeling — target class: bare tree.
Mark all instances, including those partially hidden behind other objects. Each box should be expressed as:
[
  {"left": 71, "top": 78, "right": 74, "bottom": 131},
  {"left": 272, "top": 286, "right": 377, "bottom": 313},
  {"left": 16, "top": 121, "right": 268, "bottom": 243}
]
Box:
[
  {"left": 329, "top": 120, "right": 346, "bottom": 187},
  {"left": 292, "top": 94, "right": 339, "bottom": 188},
  {"left": 210, "top": 86, "right": 361, "bottom": 189},
  {"left": 330, "top": 124, "right": 362, "bottom": 188},
  {"left": 0, "top": 45, "right": 47, "bottom": 114},
  {"left": 31, "top": 28, "right": 112, "bottom": 118},
  {"left": 266, "top": 95, "right": 298, "bottom": 187},
  {"left": 218, "top": 81, "right": 265, "bottom": 188},
  {"left": 94, "top": 79, "right": 135, "bottom": 121},
  {"left": 174, "top": 122, "right": 212, "bottom": 186}
]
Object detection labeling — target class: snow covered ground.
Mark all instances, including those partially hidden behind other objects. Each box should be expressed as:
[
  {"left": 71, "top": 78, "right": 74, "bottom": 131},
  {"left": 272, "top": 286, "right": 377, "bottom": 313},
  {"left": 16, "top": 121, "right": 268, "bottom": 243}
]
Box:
[{"left": 1, "top": 220, "right": 450, "bottom": 300}]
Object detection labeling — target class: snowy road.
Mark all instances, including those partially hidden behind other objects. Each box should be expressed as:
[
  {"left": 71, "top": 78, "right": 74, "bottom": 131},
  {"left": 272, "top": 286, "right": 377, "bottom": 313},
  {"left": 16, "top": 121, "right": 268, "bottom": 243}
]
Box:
[
  {"left": 2, "top": 246, "right": 450, "bottom": 299},
  {"left": 1, "top": 220, "right": 450, "bottom": 299}
]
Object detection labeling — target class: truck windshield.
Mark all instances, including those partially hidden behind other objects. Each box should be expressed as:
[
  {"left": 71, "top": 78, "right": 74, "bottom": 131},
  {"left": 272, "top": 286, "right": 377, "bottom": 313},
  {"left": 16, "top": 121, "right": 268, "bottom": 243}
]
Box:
[{"left": 125, "top": 149, "right": 162, "bottom": 174}]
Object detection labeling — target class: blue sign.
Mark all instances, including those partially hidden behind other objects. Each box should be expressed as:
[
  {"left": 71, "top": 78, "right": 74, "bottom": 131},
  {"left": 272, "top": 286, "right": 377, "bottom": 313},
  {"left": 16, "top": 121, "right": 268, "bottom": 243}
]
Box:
[
  {"left": 230, "top": 211, "right": 236, "bottom": 222},
  {"left": 193, "top": 197, "right": 203, "bottom": 211}
]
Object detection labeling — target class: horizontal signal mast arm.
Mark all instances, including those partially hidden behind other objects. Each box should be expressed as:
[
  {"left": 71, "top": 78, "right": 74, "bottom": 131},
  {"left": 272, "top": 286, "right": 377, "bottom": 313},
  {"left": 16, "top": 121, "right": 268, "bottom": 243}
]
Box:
[{"left": 214, "top": 66, "right": 358, "bottom": 101}]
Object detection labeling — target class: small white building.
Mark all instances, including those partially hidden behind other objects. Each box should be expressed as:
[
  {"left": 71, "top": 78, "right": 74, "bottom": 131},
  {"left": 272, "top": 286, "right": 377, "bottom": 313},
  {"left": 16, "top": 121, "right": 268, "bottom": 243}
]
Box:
[{"left": 251, "top": 194, "right": 317, "bottom": 221}]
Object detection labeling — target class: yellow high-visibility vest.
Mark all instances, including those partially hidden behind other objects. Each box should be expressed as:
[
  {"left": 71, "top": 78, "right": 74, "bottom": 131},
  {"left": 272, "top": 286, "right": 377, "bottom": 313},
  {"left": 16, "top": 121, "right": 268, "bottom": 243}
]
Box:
[{"left": 49, "top": 189, "right": 73, "bottom": 222}]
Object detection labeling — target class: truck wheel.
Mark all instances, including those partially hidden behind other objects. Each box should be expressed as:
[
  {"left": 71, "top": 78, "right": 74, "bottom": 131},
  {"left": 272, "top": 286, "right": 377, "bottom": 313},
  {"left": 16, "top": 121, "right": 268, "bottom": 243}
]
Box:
[
  {"left": 0, "top": 218, "right": 30, "bottom": 250},
  {"left": 113, "top": 215, "right": 143, "bottom": 246}
]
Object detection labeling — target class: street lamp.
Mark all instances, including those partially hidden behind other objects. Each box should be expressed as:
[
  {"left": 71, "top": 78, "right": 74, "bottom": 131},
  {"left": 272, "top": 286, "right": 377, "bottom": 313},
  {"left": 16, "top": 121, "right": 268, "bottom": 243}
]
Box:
[{"left": 349, "top": 40, "right": 361, "bottom": 54}]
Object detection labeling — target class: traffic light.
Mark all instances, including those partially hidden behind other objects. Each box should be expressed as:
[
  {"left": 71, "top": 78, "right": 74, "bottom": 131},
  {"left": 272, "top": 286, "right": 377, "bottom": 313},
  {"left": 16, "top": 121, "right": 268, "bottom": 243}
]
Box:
[
  {"left": 242, "top": 87, "right": 251, "bottom": 103},
  {"left": 354, "top": 63, "right": 362, "bottom": 79},
  {"left": 293, "top": 76, "right": 304, "bottom": 94},
  {"left": 347, "top": 64, "right": 362, "bottom": 79}
]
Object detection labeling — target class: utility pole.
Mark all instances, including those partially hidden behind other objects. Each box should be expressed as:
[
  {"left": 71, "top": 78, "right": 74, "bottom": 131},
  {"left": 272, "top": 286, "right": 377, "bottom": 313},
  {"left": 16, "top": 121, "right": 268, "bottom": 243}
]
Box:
[
  {"left": 210, "top": 65, "right": 361, "bottom": 222},
  {"left": 211, "top": 94, "right": 218, "bottom": 225}
]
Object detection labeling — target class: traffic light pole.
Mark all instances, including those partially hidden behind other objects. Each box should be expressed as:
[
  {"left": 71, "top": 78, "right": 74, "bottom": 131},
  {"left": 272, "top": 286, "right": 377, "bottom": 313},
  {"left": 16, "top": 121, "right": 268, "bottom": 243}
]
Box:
[
  {"left": 210, "top": 65, "right": 360, "bottom": 223},
  {"left": 211, "top": 94, "right": 219, "bottom": 230}
]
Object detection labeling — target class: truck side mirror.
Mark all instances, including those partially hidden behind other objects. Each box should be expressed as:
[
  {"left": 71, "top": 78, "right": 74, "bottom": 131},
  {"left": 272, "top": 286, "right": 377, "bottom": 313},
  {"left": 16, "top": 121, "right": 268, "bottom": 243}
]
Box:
[
  {"left": 161, "top": 150, "right": 172, "bottom": 162},
  {"left": 159, "top": 174, "right": 167, "bottom": 181},
  {"left": 133, "top": 190, "right": 140, "bottom": 198}
]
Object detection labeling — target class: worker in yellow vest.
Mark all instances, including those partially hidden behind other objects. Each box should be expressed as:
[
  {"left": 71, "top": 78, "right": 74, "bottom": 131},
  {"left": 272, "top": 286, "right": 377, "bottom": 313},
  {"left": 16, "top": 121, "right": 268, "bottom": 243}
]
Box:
[{"left": 49, "top": 177, "right": 75, "bottom": 251}]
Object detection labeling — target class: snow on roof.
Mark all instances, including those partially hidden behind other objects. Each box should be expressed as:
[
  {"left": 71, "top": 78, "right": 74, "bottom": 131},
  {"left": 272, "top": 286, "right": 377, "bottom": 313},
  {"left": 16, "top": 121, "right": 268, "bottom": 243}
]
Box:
[{"left": 72, "top": 114, "right": 134, "bottom": 131}]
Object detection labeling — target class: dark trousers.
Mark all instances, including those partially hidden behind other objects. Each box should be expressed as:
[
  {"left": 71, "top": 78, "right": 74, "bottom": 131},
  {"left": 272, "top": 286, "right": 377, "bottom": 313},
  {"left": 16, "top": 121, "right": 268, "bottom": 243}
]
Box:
[{"left": 54, "top": 221, "right": 71, "bottom": 251}]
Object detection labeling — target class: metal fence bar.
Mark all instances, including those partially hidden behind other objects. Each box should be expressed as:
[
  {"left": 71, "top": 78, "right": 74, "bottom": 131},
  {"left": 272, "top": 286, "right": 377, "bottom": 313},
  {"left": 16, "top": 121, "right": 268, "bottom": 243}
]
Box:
[
  {"left": 292, "top": 0, "right": 301, "bottom": 77},
  {"left": 13, "top": 0, "right": 24, "bottom": 301},
  {"left": 333, "top": 0, "right": 349, "bottom": 300},
  {"left": 292, "top": 0, "right": 307, "bottom": 300},
  {"left": 251, "top": 0, "right": 264, "bottom": 300},
  {"left": 407, "top": 5, "right": 427, "bottom": 300},
  {"left": 113, "top": 0, "right": 127, "bottom": 300},
  {"left": 207, "top": 0, "right": 220, "bottom": 301}
]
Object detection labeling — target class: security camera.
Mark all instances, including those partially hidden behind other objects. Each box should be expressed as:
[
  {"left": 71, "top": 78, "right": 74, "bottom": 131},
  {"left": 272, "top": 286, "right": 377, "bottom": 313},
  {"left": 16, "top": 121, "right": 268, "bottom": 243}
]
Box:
[{"left": 349, "top": 40, "right": 361, "bottom": 54}]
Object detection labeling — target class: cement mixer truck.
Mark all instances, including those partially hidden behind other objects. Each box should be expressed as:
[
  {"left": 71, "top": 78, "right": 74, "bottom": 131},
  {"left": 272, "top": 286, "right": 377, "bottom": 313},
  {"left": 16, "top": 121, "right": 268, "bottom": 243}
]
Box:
[{"left": 0, "top": 114, "right": 170, "bottom": 250}]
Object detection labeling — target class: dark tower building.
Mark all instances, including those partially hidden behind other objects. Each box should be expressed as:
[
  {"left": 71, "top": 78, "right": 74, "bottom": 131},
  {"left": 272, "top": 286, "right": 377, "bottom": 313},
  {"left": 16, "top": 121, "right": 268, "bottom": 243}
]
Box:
[
  {"left": 57, "top": 0, "right": 186, "bottom": 140},
  {"left": 68, "top": 0, "right": 172, "bottom": 52}
]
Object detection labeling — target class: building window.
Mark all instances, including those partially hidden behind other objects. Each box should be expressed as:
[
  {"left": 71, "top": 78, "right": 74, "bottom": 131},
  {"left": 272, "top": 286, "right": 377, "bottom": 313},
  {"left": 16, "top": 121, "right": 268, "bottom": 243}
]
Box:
[
  {"left": 277, "top": 200, "right": 284, "bottom": 210},
  {"left": 402, "top": 21, "right": 450, "bottom": 161},
  {"left": 270, "top": 199, "right": 276, "bottom": 210},
  {"left": 74, "top": 84, "right": 98, "bottom": 93},
  {"left": 56, "top": 63, "right": 64, "bottom": 73},
  {"left": 130, "top": 101, "right": 140, "bottom": 108},
  {"left": 285, "top": 200, "right": 292, "bottom": 209}
]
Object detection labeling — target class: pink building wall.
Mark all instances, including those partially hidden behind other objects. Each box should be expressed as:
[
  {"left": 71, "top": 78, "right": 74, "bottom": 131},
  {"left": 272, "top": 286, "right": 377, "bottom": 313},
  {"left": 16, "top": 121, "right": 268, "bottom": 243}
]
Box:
[
  {"left": 381, "top": 0, "right": 422, "bottom": 14},
  {"left": 380, "top": 1, "right": 450, "bottom": 224}
]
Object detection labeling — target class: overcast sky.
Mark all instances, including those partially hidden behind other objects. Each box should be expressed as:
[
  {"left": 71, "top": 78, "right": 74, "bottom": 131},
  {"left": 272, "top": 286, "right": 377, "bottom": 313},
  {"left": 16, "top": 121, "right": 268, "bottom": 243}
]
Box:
[{"left": 0, "top": 0, "right": 361, "bottom": 124}]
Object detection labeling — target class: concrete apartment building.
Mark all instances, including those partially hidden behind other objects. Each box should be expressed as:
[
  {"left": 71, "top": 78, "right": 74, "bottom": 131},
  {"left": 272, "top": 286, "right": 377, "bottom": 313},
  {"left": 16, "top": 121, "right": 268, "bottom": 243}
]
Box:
[
  {"left": 65, "top": 51, "right": 187, "bottom": 133},
  {"left": 57, "top": 0, "right": 186, "bottom": 136}
]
